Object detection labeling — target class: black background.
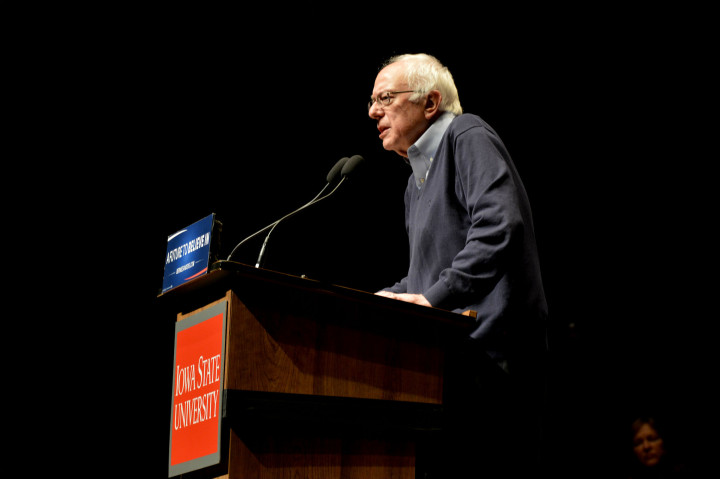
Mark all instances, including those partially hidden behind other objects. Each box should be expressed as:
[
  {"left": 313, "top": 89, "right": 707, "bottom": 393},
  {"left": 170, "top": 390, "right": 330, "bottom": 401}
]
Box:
[{"left": 52, "top": 14, "right": 713, "bottom": 477}]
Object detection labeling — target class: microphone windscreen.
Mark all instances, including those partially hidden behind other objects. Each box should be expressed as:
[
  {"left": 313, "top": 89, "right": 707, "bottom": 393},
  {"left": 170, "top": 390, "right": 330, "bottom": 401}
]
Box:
[
  {"left": 326, "top": 157, "right": 350, "bottom": 183},
  {"left": 341, "top": 155, "right": 365, "bottom": 177}
]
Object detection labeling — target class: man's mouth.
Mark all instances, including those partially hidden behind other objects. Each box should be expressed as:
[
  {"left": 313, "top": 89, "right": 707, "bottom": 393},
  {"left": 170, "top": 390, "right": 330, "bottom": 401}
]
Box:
[{"left": 378, "top": 125, "right": 389, "bottom": 139}]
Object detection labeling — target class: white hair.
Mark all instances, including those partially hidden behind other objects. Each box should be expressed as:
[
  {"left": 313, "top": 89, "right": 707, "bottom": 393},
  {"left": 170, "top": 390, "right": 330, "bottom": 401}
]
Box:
[{"left": 384, "top": 53, "right": 463, "bottom": 115}]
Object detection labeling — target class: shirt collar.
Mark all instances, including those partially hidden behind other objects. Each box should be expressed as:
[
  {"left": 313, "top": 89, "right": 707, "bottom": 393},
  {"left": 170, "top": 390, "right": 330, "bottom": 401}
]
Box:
[{"left": 407, "top": 112, "right": 456, "bottom": 188}]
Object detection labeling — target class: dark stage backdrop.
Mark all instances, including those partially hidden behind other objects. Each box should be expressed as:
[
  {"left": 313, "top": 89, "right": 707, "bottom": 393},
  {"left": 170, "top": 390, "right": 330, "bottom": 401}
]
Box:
[{"left": 86, "top": 25, "right": 711, "bottom": 477}]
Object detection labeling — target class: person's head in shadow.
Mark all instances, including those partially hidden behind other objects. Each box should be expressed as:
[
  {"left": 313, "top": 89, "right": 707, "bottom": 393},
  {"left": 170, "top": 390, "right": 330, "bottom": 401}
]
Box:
[
  {"left": 628, "top": 416, "right": 689, "bottom": 478},
  {"left": 632, "top": 417, "right": 667, "bottom": 468}
]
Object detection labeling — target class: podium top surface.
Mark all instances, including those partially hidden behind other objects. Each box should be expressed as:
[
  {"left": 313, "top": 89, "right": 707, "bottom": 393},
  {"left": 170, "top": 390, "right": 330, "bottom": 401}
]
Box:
[{"left": 159, "top": 260, "right": 476, "bottom": 333}]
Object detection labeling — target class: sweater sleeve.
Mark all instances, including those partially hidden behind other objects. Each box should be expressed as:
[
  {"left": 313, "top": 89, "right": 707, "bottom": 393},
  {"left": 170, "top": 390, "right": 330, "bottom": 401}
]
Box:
[{"left": 423, "top": 124, "right": 523, "bottom": 309}]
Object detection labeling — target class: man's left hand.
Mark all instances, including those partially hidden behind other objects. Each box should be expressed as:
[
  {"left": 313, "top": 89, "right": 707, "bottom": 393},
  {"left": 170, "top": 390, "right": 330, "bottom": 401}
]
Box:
[{"left": 374, "top": 291, "right": 432, "bottom": 307}]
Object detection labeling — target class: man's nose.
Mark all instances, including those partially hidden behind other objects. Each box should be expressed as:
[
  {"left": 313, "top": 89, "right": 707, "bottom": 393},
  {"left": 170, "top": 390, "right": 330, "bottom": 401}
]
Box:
[{"left": 368, "top": 102, "right": 383, "bottom": 119}]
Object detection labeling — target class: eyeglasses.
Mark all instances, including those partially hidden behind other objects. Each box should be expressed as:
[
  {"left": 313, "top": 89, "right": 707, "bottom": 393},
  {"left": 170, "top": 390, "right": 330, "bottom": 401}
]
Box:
[{"left": 368, "top": 90, "right": 417, "bottom": 111}]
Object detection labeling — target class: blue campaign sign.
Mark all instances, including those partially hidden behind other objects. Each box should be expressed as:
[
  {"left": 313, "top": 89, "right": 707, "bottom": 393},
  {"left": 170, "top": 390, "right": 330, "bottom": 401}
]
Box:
[{"left": 162, "top": 214, "right": 217, "bottom": 293}]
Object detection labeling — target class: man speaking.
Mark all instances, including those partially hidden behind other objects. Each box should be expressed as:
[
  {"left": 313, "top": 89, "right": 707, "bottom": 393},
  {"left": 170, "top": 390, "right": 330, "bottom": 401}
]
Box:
[{"left": 368, "top": 53, "right": 548, "bottom": 475}]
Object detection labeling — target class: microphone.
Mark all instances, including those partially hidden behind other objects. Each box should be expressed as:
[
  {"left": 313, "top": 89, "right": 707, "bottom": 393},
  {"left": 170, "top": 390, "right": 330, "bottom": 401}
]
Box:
[
  {"left": 253, "top": 154, "right": 365, "bottom": 268},
  {"left": 226, "top": 155, "right": 364, "bottom": 264},
  {"left": 340, "top": 154, "right": 365, "bottom": 178},
  {"left": 326, "top": 156, "right": 348, "bottom": 183}
]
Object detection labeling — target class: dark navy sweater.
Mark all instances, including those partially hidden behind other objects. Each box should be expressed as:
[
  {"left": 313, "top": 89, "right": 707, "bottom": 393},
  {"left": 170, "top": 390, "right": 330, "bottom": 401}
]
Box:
[{"left": 384, "top": 114, "right": 547, "bottom": 363}]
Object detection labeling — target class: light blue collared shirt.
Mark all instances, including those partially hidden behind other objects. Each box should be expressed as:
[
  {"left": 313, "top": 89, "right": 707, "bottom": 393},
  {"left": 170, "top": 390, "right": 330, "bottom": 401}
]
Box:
[{"left": 407, "top": 112, "right": 456, "bottom": 188}]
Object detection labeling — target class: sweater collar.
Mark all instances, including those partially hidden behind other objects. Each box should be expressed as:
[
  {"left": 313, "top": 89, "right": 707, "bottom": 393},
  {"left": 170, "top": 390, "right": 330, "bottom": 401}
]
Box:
[{"left": 407, "top": 112, "right": 456, "bottom": 188}]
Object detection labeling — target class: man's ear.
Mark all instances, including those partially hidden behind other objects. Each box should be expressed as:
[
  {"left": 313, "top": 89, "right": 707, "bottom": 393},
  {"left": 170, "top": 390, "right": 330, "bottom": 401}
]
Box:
[{"left": 424, "top": 90, "right": 442, "bottom": 120}]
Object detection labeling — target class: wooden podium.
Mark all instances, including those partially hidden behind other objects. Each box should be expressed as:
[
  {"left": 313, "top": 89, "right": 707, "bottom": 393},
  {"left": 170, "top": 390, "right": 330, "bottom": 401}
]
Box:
[{"left": 163, "top": 261, "right": 480, "bottom": 478}]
